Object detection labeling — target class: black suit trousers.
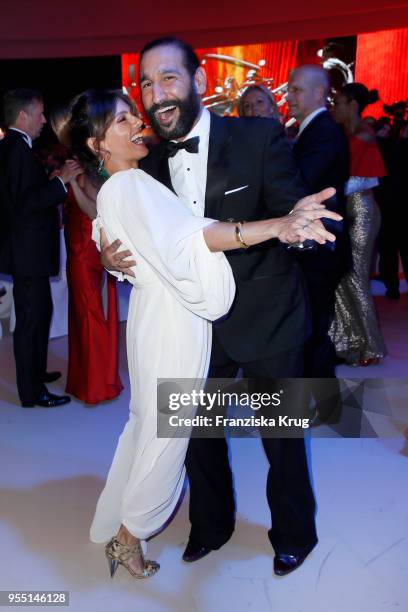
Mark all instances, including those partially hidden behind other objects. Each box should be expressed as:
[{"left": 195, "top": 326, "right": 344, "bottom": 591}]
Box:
[
  {"left": 302, "top": 267, "right": 338, "bottom": 378},
  {"left": 185, "top": 332, "right": 318, "bottom": 555},
  {"left": 13, "top": 276, "right": 52, "bottom": 404},
  {"left": 378, "top": 208, "right": 408, "bottom": 292}
]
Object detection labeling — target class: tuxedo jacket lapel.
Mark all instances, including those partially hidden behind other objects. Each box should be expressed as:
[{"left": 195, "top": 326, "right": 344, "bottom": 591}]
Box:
[
  {"left": 157, "top": 141, "right": 177, "bottom": 195},
  {"left": 205, "top": 113, "right": 231, "bottom": 219},
  {"left": 294, "top": 111, "right": 325, "bottom": 153},
  {"left": 141, "top": 140, "right": 176, "bottom": 195}
]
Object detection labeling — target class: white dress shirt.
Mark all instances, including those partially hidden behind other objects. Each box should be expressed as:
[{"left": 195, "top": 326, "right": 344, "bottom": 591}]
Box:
[
  {"left": 9, "top": 127, "right": 67, "bottom": 192},
  {"left": 9, "top": 127, "right": 33, "bottom": 148},
  {"left": 168, "top": 108, "right": 210, "bottom": 218},
  {"left": 297, "top": 107, "right": 327, "bottom": 138}
]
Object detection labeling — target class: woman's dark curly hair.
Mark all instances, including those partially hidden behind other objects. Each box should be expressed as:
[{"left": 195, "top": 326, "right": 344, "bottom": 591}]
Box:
[{"left": 53, "top": 89, "right": 136, "bottom": 178}]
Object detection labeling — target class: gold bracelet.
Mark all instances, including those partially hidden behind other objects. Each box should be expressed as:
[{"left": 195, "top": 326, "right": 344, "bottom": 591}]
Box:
[{"left": 235, "top": 221, "right": 249, "bottom": 249}]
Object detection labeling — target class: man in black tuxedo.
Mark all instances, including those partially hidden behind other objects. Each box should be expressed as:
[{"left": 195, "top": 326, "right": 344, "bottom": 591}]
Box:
[
  {"left": 102, "top": 39, "right": 339, "bottom": 576},
  {"left": 0, "top": 89, "right": 80, "bottom": 408},
  {"left": 287, "top": 66, "right": 350, "bottom": 379}
]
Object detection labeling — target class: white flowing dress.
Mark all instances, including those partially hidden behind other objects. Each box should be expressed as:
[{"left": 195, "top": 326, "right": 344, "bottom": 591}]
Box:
[{"left": 89, "top": 169, "right": 235, "bottom": 542}]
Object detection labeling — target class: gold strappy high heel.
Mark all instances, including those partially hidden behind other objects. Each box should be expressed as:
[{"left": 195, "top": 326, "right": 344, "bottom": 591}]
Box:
[{"left": 105, "top": 537, "right": 160, "bottom": 579}]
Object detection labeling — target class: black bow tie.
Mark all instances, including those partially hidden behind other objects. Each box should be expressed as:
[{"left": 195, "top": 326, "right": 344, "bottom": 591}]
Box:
[{"left": 163, "top": 136, "right": 200, "bottom": 158}]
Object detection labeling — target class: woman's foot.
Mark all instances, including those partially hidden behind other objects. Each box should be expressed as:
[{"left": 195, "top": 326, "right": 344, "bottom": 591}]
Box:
[
  {"left": 105, "top": 527, "right": 159, "bottom": 579},
  {"left": 116, "top": 530, "right": 151, "bottom": 576}
]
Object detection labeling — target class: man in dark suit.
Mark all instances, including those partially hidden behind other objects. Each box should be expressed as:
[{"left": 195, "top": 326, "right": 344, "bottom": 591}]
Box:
[
  {"left": 375, "top": 132, "right": 408, "bottom": 299},
  {"left": 0, "top": 89, "right": 80, "bottom": 408},
  {"left": 102, "top": 39, "right": 339, "bottom": 576},
  {"left": 287, "top": 66, "right": 350, "bottom": 379}
]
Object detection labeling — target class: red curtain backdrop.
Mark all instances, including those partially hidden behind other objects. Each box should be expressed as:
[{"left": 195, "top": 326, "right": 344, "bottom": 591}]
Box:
[
  {"left": 124, "top": 30, "right": 408, "bottom": 121},
  {"left": 296, "top": 39, "right": 327, "bottom": 66},
  {"left": 355, "top": 28, "right": 408, "bottom": 118},
  {"left": 195, "top": 41, "right": 299, "bottom": 96},
  {"left": 122, "top": 39, "right": 325, "bottom": 111}
]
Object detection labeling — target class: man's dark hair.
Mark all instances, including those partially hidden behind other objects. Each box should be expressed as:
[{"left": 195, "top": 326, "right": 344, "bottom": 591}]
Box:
[
  {"left": 140, "top": 37, "right": 200, "bottom": 77},
  {"left": 3, "top": 88, "right": 43, "bottom": 126}
]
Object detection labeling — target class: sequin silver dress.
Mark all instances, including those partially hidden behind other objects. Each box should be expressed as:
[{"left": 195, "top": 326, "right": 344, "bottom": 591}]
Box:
[{"left": 329, "top": 177, "right": 387, "bottom": 364}]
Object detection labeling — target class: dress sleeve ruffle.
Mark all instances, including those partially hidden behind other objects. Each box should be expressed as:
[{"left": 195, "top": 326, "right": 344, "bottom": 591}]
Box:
[{"left": 349, "top": 136, "right": 386, "bottom": 178}]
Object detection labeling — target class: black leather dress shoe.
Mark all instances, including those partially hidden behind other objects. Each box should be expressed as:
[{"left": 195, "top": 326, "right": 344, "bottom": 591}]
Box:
[
  {"left": 43, "top": 371, "right": 62, "bottom": 383},
  {"left": 22, "top": 390, "right": 71, "bottom": 408},
  {"left": 274, "top": 553, "right": 308, "bottom": 576},
  {"left": 182, "top": 539, "right": 212, "bottom": 563}
]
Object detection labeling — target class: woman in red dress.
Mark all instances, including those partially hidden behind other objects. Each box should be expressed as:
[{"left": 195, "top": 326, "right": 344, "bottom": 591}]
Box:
[
  {"left": 52, "top": 109, "right": 123, "bottom": 403},
  {"left": 64, "top": 174, "right": 123, "bottom": 403}
]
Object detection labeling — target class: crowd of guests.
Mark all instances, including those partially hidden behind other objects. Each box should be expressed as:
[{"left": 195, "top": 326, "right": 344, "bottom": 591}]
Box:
[
  {"left": 0, "top": 37, "right": 405, "bottom": 579},
  {"left": 0, "top": 91, "right": 123, "bottom": 407},
  {"left": 239, "top": 77, "right": 391, "bottom": 368}
]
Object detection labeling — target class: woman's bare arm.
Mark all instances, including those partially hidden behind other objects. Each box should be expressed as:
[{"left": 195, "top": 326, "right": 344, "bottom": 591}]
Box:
[
  {"left": 69, "top": 174, "right": 98, "bottom": 220},
  {"left": 203, "top": 188, "right": 340, "bottom": 251},
  {"left": 100, "top": 188, "right": 340, "bottom": 275}
]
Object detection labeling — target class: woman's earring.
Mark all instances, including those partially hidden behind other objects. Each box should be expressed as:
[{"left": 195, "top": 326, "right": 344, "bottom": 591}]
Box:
[
  {"left": 96, "top": 149, "right": 110, "bottom": 180},
  {"left": 97, "top": 156, "right": 110, "bottom": 180}
]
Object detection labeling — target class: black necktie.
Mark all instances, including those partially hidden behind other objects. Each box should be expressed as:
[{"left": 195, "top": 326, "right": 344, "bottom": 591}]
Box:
[{"left": 163, "top": 136, "right": 200, "bottom": 158}]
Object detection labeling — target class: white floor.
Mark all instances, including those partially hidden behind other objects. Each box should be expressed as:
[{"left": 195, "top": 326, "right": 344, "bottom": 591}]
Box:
[{"left": 0, "top": 284, "right": 407, "bottom": 612}]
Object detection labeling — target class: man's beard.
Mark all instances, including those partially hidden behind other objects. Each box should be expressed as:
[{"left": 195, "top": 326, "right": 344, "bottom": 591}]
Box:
[{"left": 145, "top": 86, "right": 201, "bottom": 140}]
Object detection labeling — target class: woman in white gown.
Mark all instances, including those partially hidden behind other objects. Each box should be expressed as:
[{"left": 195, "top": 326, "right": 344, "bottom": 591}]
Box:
[{"left": 63, "top": 90, "right": 342, "bottom": 579}]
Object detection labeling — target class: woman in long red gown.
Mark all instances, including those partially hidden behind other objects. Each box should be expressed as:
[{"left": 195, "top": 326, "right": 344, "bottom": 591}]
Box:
[{"left": 64, "top": 173, "right": 123, "bottom": 403}]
